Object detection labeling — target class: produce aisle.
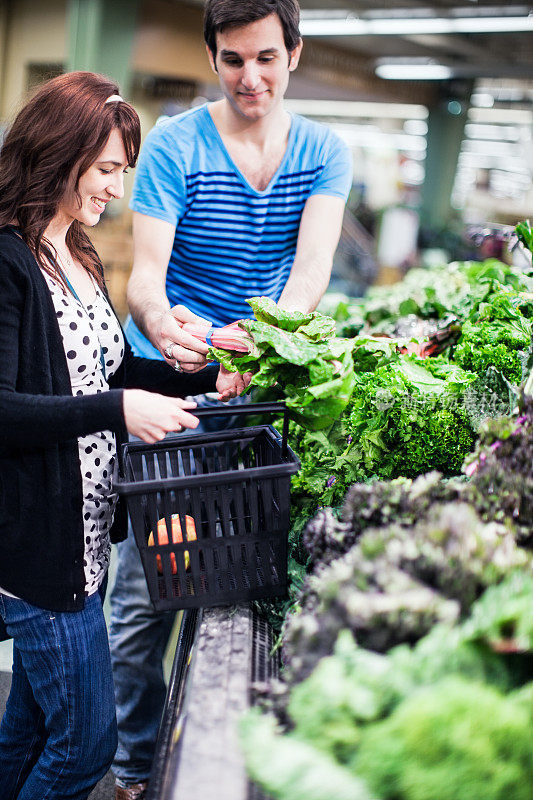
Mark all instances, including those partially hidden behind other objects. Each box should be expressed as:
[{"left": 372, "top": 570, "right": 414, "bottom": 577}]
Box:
[{"left": 147, "top": 222, "right": 533, "bottom": 799}]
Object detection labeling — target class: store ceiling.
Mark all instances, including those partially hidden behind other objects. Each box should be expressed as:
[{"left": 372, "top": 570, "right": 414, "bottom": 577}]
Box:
[{"left": 298, "top": 2, "right": 533, "bottom": 91}]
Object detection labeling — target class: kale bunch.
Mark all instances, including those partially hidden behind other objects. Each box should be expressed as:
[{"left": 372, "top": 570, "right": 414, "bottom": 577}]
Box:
[
  {"left": 303, "top": 472, "right": 463, "bottom": 568},
  {"left": 240, "top": 710, "right": 372, "bottom": 800},
  {"left": 345, "top": 356, "right": 477, "bottom": 480},
  {"left": 454, "top": 290, "right": 532, "bottom": 384},
  {"left": 334, "top": 257, "right": 533, "bottom": 338},
  {"left": 242, "top": 573, "right": 533, "bottom": 800},
  {"left": 355, "top": 676, "right": 533, "bottom": 800},
  {"left": 283, "top": 502, "right": 530, "bottom": 682},
  {"left": 288, "top": 354, "right": 476, "bottom": 515},
  {"left": 283, "top": 595, "right": 524, "bottom": 767},
  {"left": 464, "top": 396, "right": 533, "bottom": 543}
]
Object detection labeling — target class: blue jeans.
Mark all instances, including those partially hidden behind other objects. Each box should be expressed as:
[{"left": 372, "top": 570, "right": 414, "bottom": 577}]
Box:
[
  {"left": 109, "top": 532, "right": 175, "bottom": 785},
  {"left": 109, "top": 393, "right": 249, "bottom": 784},
  {"left": 0, "top": 589, "right": 117, "bottom": 800}
]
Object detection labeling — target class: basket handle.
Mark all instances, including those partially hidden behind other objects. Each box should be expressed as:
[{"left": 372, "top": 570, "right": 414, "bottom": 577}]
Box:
[{"left": 192, "top": 401, "right": 290, "bottom": 459}]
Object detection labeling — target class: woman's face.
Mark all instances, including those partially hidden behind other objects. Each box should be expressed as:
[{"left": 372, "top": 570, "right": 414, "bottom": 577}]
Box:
[{"left": 58, "top": 128, "right": 129, "bottom": 227}]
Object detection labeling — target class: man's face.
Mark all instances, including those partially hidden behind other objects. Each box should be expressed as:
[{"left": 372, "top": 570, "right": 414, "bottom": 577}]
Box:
[{"left": 208, "top": 13, "right": 302, "bottom": 122}]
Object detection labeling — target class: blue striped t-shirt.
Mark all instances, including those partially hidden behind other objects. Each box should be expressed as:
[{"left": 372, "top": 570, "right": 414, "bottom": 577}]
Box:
[{"left": 126, "top": 104, "right": 352, "bottom": 358}]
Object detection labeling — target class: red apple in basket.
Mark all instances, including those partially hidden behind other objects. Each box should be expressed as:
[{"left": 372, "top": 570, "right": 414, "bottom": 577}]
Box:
[{"left": 147, "top": 514, "right": 197, "bottom": 574}]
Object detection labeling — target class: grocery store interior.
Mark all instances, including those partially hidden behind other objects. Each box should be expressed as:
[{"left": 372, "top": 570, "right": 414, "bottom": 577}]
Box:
[{"left": 1, "top": 1, "right": 533, "bottom": 798}]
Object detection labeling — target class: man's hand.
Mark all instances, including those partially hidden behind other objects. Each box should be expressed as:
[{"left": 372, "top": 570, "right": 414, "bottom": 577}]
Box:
[
  {"left": 159, "top": 305, "right": 213, "bottom": 373},
  {"left": 216, "top": 366, "right": 253, "bottom": 401}
]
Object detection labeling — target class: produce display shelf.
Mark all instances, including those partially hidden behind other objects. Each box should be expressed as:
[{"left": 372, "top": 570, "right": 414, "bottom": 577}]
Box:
[{"left": 146, "top": 604, "right": 277, "bottom": 800}]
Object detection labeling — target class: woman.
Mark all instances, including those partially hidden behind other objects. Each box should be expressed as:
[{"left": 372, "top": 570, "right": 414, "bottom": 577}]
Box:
[{"left": 0, "top": 71, "right": 217, "bottom": 799}]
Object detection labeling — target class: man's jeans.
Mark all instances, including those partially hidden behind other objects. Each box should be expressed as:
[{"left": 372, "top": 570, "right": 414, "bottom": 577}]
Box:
[
  {"left": 109, "top": 392, "right": 249, "bottom": 785},
  {"left": 109, "top": 531, "right": 175, "bottom": 785},
  {"left": 0, "top": 589, "right": 117, "bottom": 800}
]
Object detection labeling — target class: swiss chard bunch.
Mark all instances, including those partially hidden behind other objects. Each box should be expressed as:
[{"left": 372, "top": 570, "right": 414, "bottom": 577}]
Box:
[{"left": 208, "top": 296, "right": 355, "bottom": 430}]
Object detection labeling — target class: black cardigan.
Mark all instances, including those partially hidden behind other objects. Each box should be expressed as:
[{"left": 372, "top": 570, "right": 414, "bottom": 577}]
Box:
[{"left": 0, "top": 226, "right": 217, "bottom": 618}]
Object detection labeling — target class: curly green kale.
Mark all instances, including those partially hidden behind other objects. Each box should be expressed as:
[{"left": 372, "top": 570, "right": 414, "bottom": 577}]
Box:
[
  {"left": 345, "top": 356, "right": 477, "bottom": 480},
  {"left": 454, "top": 290, "right": 532, "bottom": 384},
  {"left": 454, "top": 326, "right": 524, "bottom": 383},
  {"left": 240, "top": 710, "right": 372, "bottom": 800},
  {"left": 355, "top": 676, "right": 533, "bottom": 800},
  {"left": 285, "top": 618, "right": 515, "bottom": 767},
  {"left": 284, "top": 355, "right": 475, "bottom": 516}
]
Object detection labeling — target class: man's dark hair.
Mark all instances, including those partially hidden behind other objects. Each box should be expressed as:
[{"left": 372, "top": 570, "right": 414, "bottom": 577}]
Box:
[{"left": 204, "top": 0, "right": 301, "bottom": 59}]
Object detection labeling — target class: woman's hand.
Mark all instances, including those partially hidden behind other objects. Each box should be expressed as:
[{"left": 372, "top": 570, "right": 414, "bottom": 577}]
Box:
[
  {"left": 159, "top": 305, "right": 212, "bottom": 373},
  {"left": 123, "top": 390, "right": 199, "bottom": 443}
]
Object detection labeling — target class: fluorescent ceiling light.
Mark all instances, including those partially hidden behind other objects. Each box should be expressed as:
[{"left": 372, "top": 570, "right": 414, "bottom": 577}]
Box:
[
  {"left": 375, "top": 62, "right": 453, "bottom": 80},
  {"left": 299, "top": 12, "right": 533, "bottom": 36},
  {"left": 403, "top": 119, "right": 429, "bottom": 135},
  {"left": 332, "top": 124, "right": 427, "bottom": 152},
  {"left": 458, "top": 152, "right": 528, "bottom": 172},
  {"left": 465, "top": 123, "right": 521, "bottom": 142},
  {"left": 468, "top": 107, "right": 533, "bottom": 124},
  {"left": 462, "top": 139, "right": 520, "bottom": 157},
  {"left": 284, "top": 99, "right": 428, "bottom": 119},
  {"left": 470, "top": 92, "right": 495, "bottom": 108}
]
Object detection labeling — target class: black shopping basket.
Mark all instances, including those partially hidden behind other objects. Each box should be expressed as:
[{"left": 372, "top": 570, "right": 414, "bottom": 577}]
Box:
[{"left": 116, "top": 402, "right": 301, "bottom": 611}]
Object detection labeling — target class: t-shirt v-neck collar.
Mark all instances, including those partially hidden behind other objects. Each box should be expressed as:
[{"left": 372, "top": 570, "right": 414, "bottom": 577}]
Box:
[{"left": 203, "top": 104, "right": 295, "bottom": 196}]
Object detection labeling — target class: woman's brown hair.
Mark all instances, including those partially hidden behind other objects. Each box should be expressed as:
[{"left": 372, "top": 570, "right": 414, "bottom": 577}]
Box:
[{"left": 0, "top": 71, "right": 141, "bottom": 290}]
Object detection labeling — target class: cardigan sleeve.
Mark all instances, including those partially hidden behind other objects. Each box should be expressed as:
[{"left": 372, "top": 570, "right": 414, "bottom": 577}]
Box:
[
  {"left": 0, "top": 232, "right": 219, "bottom": 450},
  {"left": 0, "top": 244, "right": 126, "bottom": 448},
  {"left": 115, "top": 333, "right": 219, "bottom": 396}
]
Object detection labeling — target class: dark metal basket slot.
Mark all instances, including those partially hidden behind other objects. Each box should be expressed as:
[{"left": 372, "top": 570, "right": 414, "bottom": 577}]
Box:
[{"left": 117, "top": 409, "right": 299, "bottom": 611}]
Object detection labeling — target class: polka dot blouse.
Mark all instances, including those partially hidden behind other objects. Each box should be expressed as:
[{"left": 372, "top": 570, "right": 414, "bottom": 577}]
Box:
[{"left": 42, "top": 269, "right": 124, "bottom": 596}]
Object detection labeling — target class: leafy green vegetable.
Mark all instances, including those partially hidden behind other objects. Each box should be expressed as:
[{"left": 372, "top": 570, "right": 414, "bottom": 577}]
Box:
[
  {"left": 459, "top": 571, "right": 533, "bottom": 653},
  {"left": 247, "top": 569, "right": 533, "bottom": 799},
  {"left": 333, "top": 257, "right": 533, "bottom": 338},
  {"left": 209, "top": 296, "right": 355, "bottom": 430},
  {"left": 355, "top": 676, "right": 533, "bottom": 800},
  {"left": 454, "top": 291, "right": 532, "bottom": 383},
  {"left": 463, "top": 397, "right": 533, "bottom": 542},
  {"left": 515, "top": 219, "right": 533, "bottom": 257},
  {"left": 283, "top": 501, "right": 530, "bottom": 681},
  {"left": 304, "top": 472, "right": 462, "bottom": 568},
  {"left": 346, "top": 355, "right": 477, "bottom": 480},
  {"left": 240, "top": 710, "right": 372, "bottom": 800},
  {"left": 285, "top": 618, "right": 514, "bottom": 767}
]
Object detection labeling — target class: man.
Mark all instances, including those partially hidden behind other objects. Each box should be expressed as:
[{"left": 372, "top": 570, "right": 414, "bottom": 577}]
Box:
[{"left": 110, "top": 1, "right": 352, "bottom": 796}]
